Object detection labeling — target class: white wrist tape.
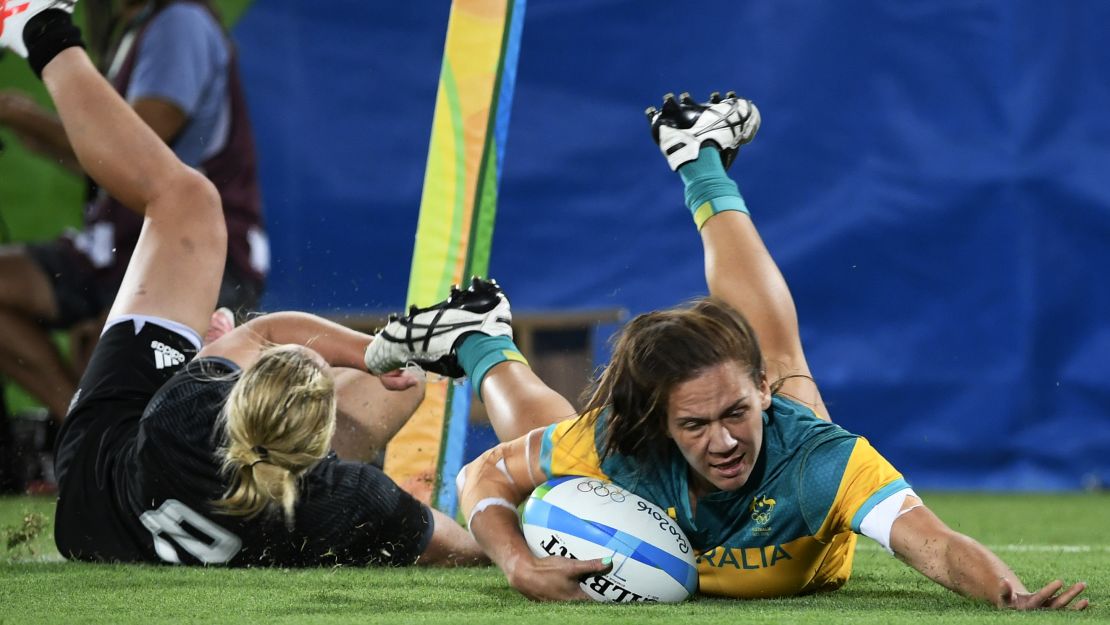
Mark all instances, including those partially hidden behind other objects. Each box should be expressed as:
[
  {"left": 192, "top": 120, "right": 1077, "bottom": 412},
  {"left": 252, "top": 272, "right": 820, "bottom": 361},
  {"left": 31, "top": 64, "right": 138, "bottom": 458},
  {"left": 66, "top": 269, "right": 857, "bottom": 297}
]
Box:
[{"left": 466, "top": 497, "right": 517, "bottom": 534}]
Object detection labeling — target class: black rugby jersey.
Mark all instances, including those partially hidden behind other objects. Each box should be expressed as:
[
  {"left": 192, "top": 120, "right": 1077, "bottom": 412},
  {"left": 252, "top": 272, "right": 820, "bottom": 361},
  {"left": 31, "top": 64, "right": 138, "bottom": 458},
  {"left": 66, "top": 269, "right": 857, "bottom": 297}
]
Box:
[{"left": 103, "top": 357, "right": 432, "bottom": 566}]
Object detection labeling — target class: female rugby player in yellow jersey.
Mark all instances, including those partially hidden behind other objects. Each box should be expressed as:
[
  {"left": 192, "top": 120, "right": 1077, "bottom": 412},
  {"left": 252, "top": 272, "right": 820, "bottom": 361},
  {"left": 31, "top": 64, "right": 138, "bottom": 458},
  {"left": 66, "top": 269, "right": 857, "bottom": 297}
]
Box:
[{"left": 369, "top": 93, "right": 1090, "bottom": 608}]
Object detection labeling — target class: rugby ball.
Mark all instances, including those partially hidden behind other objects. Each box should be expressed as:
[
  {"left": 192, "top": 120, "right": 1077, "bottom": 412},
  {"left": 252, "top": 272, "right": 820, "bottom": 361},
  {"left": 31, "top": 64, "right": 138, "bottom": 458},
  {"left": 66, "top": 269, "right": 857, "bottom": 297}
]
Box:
[{"left": 521, "top": 476, "right": 697, "bottom": 603}]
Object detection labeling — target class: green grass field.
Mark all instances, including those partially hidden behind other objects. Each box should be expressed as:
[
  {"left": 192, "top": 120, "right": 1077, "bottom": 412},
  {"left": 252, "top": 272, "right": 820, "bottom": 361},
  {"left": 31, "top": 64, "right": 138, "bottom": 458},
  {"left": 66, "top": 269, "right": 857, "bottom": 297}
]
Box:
[{"left": 1, "top": 493, "right": 1106, "bottom": 625}]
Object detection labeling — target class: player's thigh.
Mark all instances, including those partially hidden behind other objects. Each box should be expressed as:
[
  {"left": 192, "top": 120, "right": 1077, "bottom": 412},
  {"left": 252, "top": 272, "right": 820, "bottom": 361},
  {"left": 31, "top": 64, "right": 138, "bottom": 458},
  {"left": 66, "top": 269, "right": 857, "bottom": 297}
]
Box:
[
  {"left": 332, "top": 368, "right": 424, "bottom": 458},
  {"left": 106, "top": 174, "right": 226, "bottom": 337},
  {"left": 55, "top": 317, "right": 198, "bottom": 486}
]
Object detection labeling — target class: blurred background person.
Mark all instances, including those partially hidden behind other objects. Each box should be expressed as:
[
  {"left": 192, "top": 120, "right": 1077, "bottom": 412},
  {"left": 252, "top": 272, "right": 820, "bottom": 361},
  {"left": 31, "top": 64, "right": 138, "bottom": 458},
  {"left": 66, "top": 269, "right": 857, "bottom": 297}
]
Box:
[{"left": 0, "top": 0, "right": 267, "bottom": 492}]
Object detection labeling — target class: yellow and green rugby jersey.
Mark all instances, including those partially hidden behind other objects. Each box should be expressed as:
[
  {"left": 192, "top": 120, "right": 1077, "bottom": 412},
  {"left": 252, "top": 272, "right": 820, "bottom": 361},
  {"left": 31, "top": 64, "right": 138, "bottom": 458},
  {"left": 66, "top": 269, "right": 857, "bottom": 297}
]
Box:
[{"left": 538, "top": 395, "right": 908, "bottom": 599}]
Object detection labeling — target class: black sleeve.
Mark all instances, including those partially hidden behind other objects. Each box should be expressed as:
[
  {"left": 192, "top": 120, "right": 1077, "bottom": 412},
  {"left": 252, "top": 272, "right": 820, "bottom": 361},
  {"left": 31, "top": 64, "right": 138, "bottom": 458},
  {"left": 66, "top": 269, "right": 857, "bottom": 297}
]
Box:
[
  {"left": 349, "top": 463, "right": 435, "bottom": 565},
  {"left": 297, "top": 458, "right": 435, "bottom": 567}
]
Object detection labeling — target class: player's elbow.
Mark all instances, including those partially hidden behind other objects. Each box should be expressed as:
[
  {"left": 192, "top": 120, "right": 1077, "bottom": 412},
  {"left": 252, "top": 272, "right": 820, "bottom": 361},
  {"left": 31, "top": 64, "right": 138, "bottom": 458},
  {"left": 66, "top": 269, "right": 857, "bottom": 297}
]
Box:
[
  {"left": 458, "top": 446, "right": 519, "bottom": 513},
  {"left": 185, "top": 172, "right": 225, "bottom": 244},
  {"left": 457, "top": 450, "right": 493, "bottom": 508}
]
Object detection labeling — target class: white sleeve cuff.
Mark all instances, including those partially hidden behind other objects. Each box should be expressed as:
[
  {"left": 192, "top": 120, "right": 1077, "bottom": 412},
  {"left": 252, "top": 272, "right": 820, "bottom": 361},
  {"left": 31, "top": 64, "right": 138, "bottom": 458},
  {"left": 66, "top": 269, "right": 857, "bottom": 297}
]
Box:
[{"left": 859, "top": 488, "right": 919, "bottom": 554}]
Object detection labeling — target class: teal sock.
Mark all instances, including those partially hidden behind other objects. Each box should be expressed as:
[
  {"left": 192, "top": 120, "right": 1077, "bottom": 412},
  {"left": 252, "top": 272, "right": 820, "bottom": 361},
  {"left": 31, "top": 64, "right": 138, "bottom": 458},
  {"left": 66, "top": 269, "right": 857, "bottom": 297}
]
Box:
[
  {"left": 456, "top": 334, "right": 528, "bottom": 400},
  {"left": 678, "top": 146, "right": 749, "bottom": 230}
]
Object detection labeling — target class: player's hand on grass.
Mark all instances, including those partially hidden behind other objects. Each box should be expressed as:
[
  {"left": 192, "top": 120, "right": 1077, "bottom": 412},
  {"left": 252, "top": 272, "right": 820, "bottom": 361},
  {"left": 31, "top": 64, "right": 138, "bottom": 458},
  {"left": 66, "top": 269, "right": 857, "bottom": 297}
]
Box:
[
  {"left": 1000, "top": 578, "right": 1089, "bottom": 610},
  {"left": 507, "top": 554, "right": 613, "bottom": 602}
]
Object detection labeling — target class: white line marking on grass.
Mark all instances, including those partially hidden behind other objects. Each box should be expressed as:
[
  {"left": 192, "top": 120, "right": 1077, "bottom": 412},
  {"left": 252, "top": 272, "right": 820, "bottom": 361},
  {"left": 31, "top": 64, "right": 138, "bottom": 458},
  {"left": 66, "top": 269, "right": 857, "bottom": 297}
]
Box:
[
  {"left": 857, "top": 543, "right": 1110, "bottom": 553},
  {"left": 989, "top": 544, "right": 1106, "bottom": 553},
  {"left": 6, "top": 554, "right": 66, "bottom": 563}
]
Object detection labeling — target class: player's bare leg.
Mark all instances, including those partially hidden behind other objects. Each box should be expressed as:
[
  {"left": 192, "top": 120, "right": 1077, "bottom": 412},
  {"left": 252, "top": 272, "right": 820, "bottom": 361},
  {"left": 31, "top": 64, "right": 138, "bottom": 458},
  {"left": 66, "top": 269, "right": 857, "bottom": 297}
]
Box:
[
  {"left": 2, "top": 4, "right": 227, "bottom": 336},
  {"left": 699, "top": 213, "right": 826, "bottom": 416},
  {"left": 476, "top": 360, "right": 576, "bottom": 439},
  {"left": 647, "top": 92, "right": 828, "bottom": 418},
  {"left": 330, "top": 368, "right": 426, "bottom": 462}
]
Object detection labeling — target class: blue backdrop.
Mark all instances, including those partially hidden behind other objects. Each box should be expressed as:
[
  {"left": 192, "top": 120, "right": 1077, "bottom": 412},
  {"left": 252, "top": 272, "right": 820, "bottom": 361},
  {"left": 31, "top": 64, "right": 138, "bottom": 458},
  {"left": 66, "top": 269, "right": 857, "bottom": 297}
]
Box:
[{"left": 233, "top": 1, "right": 1110, "bottom": 490}]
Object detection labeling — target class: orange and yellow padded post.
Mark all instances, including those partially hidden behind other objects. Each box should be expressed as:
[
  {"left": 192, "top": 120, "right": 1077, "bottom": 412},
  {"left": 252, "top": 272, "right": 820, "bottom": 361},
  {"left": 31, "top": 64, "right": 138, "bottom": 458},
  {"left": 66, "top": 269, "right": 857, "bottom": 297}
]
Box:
[{"left": 384, "top": 0, "right": 526, "bottom": 515}]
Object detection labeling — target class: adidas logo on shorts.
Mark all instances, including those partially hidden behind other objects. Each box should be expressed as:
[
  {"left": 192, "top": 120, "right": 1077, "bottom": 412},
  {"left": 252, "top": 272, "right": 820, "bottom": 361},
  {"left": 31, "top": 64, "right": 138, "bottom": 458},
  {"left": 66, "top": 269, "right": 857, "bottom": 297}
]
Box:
[{"left": 151, "top": 340, "right": 186, "bottom": 370}]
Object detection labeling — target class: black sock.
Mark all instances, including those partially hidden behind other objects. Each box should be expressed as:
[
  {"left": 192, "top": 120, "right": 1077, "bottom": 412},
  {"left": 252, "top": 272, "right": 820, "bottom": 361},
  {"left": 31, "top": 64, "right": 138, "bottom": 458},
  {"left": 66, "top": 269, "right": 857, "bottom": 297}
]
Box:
[{"left": 24, "top": 9, "right": 85, "bottom": 79}]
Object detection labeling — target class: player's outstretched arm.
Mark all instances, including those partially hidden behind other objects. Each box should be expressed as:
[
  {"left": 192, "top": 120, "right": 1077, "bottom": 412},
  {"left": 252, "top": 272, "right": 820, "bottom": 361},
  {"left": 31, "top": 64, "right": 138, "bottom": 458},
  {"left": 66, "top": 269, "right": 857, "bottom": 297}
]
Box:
[
  {"left": 413, "top": 508, "right": 490, "bottom": 567},
  {"left": 207, "top": 312, "right": 374, "bottom": 371},
  {"left": 203, "top": 313, "right": 424, "bottom": 461},
  {"left": 203, "top": 312, "right": 421, "bottom": 390},
  {"left": 889, "top": 499, "right": 1089, "bottom": 610},
  {"left": 457, "top": 431, "right": 611, "bottom": 600}
]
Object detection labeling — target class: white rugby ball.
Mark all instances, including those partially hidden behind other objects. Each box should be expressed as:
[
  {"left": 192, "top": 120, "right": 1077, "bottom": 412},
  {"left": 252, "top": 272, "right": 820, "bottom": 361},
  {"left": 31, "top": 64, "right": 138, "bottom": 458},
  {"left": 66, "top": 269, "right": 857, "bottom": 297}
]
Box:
[{"left": 521, "top": 476, "right": 697, "bottom": 603}]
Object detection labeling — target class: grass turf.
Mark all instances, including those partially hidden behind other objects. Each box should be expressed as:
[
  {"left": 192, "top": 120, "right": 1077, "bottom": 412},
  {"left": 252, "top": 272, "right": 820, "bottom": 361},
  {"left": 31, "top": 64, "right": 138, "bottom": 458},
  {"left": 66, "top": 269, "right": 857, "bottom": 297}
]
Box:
[{"left": 1, "top": 493, "right": 1106, "bottom": 624}]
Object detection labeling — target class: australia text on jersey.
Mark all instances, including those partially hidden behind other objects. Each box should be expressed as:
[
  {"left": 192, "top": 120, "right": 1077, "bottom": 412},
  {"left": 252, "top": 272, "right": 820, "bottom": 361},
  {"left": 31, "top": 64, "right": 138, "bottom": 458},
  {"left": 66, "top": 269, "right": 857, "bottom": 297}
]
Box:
[{"left": 697, "top": 544, "right": 793, "bottom": 569}]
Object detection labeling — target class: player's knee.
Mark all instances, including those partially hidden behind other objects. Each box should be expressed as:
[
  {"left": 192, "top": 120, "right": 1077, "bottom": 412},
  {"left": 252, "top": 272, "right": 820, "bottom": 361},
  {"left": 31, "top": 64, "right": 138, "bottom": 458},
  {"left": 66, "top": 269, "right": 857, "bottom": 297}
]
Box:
[
  {"left": 457, "top": 451, "right": 489, "bottom": 499},
  {"left": 180, "top": 170, "right": 223, "bottom": 231},
  {"left": 158, "top": 170, "right": 226, "bottom": 251}
]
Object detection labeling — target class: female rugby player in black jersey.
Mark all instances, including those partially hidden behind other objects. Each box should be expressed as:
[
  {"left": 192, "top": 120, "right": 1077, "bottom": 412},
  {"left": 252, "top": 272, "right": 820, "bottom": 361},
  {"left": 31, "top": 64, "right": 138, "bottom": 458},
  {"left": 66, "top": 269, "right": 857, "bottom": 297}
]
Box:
[{"left": 1, "top": 0, "right": 510, "bottom": 567}]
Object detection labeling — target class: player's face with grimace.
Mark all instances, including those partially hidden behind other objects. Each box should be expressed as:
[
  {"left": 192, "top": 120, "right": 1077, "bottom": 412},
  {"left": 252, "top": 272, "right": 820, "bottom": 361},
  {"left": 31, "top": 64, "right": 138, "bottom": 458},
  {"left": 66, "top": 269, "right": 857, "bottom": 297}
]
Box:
[
  {"left": 666, "top": 360, "right": 771, "bottom": 495},
  {"left": 591, "top": 298, "right": 769, "bottom": 494}
]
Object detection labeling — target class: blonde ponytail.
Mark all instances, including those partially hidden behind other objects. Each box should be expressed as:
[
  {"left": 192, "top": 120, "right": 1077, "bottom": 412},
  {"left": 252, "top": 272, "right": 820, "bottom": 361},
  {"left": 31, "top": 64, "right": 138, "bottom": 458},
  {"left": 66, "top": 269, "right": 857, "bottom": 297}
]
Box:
[{"left": 214, "top": 345, "right": 337, "bottom": 528}]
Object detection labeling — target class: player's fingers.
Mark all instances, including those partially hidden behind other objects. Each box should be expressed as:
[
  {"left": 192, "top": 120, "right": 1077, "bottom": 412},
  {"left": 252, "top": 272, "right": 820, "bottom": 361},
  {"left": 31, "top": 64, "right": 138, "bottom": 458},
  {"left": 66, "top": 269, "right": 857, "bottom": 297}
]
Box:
[
  {"left": 563, "top": 558, "right": 613, "bottom": 602},
  {"left": 540, "top": 567, "right": 593, "bottom": 602},
  {"left": 564, "top": 584, "right": 592, "bottom": 602},
  {"left": 203, "top": 307, "right": 235, "bottom": 344},
  {"left": 571, "top": 555, "right": 613, "bottom": 577},
  {"left": 1029, "top": 579, "right": 1065, "bottom": 607},
  {"left": 1048, "top": 582, "right": 1087, "bottom": 610},
  {"left": 379, "top": 370, "right": 418, "bottom": 391}
]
